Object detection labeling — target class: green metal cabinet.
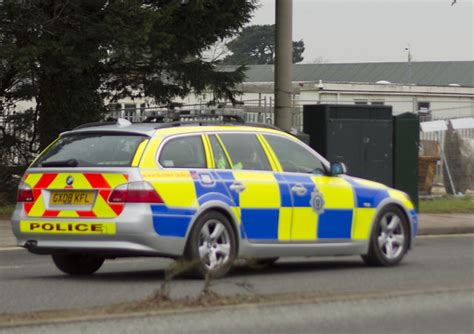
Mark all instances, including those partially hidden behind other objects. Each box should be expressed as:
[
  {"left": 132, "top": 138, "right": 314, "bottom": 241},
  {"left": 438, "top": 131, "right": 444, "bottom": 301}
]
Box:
[{"left": 393, "top": 112, "right": 419, "bottom": 211}]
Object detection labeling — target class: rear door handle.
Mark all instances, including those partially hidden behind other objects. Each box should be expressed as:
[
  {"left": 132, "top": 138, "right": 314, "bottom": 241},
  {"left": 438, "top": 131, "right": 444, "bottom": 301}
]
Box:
[
  {"left": 291, "top": 184, "right": 307, "bottom": 196},
  {"left": 229, "top": 182, "right": 246, "bottom": 193}
]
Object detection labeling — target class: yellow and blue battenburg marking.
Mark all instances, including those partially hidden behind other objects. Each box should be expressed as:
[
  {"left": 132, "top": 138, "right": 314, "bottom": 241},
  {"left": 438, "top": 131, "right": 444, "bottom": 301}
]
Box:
[
  {"left": 148, "top": 170, "right": 240, "bottom": 237},
  {"left": 146, "top": 170, "right": 415, "bottom": 241}
]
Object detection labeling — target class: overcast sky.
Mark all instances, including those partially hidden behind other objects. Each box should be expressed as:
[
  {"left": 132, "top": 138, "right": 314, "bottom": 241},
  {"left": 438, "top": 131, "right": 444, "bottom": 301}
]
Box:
[{"left": 250, "top": 0, "right": 473, "bottom": 63}]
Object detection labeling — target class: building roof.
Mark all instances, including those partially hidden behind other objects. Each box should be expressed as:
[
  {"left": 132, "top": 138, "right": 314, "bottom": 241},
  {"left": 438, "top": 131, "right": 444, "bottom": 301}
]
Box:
[{"left": 237, "top": 61, "right": 474, "bottom": 87}]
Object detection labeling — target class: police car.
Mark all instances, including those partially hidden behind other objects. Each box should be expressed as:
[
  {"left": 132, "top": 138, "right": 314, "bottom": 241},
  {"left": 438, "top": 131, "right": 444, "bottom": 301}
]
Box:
[{"left": 11, "top": 111, "right": 417, "bottom": 278}]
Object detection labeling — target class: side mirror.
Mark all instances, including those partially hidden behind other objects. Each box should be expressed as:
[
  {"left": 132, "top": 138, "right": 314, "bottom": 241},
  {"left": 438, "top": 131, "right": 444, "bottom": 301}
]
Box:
[{"left": 330, "top": 162, "right": 348, "bottom": 176}]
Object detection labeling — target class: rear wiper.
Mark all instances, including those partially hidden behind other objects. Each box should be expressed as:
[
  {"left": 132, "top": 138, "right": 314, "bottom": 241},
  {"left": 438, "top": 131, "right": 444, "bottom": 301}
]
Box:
[{"left": 40, "top": 159, "right": 79, "bottom": 167}]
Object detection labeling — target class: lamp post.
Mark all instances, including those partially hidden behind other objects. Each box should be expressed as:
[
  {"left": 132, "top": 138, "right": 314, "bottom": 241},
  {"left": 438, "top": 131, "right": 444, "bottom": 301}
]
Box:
[
  {"left": 274, "top": 0, "right": 293, "bottom": 131},
  {"left": 405, "top": 44, "right": 412, "bottom": 85}
]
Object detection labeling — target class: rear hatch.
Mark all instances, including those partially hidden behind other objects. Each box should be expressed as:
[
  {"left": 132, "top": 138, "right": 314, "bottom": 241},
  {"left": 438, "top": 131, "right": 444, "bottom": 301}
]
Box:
[{"left": 19, "top": 132, "right": 149, "bottom": 219}]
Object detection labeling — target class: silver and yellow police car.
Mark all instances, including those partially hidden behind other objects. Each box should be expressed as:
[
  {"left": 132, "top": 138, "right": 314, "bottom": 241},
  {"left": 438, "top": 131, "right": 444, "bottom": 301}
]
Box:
[{"left": 11, "top": 111, "right": 417, "bottom": 278}]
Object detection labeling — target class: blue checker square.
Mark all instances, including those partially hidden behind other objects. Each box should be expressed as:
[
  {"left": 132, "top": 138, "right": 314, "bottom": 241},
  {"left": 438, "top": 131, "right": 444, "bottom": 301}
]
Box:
[
  {"left": 153, "top": 215, "right": 192, "bottom": 237},
  {"left": 241, "top": 208, "right": 279, "bottom": 240},
  {"left": 318, "top": 210, "right": 353, "bottom": 239}
]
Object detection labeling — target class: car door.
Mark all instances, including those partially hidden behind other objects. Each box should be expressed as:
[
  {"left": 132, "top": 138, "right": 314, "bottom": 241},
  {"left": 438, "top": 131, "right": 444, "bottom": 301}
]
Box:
[
  {"left": 262, "top": 134, "right": 356, "bottom": 242},
  {"left": 215, "top": 132, "right": 282, "bottom": 242}
]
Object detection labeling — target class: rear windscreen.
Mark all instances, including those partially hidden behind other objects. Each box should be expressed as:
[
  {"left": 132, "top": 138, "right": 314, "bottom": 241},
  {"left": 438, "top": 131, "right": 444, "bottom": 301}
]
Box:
[{"left": 32, "top": 133, "right": 148, "bottom": 168}]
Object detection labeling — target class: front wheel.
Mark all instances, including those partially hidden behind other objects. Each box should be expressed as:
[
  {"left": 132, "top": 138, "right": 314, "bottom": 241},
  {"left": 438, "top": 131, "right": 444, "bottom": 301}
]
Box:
[
  {"left": 362, "top": 205, "right": 410, "bottom": 267},
  {"left": 52, "top": 253, "right": 104, "bottom": 275},
  {"left": 185, "top": 211, "right": 237, "bottom": 279}
]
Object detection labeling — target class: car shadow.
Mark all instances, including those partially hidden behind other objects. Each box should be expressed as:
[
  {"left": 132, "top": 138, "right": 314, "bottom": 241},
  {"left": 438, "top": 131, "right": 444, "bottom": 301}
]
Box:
[
  {"left": 228, "top": 258, "right": 367, "bottom": 278},
  {"left": 22, "top": 257, "right": 370, "bottom": 283}
]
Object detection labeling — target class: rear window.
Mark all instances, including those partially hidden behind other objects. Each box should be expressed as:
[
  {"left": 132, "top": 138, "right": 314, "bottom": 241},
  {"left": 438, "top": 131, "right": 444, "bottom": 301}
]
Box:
[{"left": 33, "top": 133, "right": 148, "bottom": 168}]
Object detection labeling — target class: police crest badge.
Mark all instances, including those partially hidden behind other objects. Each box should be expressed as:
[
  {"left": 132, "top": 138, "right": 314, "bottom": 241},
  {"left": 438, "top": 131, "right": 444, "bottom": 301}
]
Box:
[{"left": 310, "top": 190, "right": 325, "bottom": 214}]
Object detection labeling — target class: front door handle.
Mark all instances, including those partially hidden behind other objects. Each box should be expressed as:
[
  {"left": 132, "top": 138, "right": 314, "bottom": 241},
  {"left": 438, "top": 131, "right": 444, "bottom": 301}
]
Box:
[
  {"left": 291, "top": 184, "right": 307, "bottom": 196},
  {"left": 229, "top": 182, "right": 246, "bottom": 193}
]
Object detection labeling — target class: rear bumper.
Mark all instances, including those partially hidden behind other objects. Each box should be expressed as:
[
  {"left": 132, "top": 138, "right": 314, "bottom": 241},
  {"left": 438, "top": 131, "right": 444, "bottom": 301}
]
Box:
[{"left": 11, "top": 203, "right": 187, "bottom": 258}]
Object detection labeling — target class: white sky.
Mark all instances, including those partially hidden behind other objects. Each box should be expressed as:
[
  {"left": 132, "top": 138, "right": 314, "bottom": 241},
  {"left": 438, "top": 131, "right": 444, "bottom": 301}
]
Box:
[{"left": 250, "top": 0, "right": 474, "bottom": 63}]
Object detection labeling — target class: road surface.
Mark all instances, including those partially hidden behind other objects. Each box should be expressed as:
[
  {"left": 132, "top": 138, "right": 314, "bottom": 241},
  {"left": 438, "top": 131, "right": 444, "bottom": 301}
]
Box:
[{"left": 0, "top": 235, "right": 473, "bottom": 333}]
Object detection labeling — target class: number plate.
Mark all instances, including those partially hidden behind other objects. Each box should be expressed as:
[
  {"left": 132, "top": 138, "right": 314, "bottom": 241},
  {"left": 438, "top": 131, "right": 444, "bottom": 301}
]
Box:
[{"left": 50, "top": 191, "right": 94, "bottom": 206}]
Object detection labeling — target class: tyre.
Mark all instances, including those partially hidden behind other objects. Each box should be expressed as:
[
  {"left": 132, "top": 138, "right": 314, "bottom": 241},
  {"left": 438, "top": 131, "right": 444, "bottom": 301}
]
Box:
[
  {"left": 185, "top": 211, "right": 237, "bottom": 279},
  {"left": 52, "top": 253, "right": 104, "bottom": 275},
  {"left": 362, "top": 205, "right": 410, "bottom": 267}
]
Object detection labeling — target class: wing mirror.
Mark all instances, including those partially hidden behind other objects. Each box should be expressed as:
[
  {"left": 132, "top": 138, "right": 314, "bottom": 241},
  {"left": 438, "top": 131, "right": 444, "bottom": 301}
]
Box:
[{"left": 330, "top": 162, "right": 348, "bottom": 176}]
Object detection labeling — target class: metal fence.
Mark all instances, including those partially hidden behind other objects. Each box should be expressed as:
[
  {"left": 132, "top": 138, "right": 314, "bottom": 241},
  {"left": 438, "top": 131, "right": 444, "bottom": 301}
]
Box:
[{"left": 420, "top": 117, "right": 474, "bottom": 195}]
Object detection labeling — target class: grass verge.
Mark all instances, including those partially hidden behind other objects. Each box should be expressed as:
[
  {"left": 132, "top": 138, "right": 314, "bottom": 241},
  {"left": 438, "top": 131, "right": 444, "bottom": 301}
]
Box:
[{"left": 419, "top": 196, "right": 474, "bottom": 214}]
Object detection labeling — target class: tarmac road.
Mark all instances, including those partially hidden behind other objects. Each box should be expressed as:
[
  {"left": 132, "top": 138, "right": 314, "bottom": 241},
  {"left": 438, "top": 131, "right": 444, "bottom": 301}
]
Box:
[
  {"left": 0, "top": 235, "right": 473, "bottom": 328},
  {"left": 3, "top": 289, "right": 473, "bottom": 334}
]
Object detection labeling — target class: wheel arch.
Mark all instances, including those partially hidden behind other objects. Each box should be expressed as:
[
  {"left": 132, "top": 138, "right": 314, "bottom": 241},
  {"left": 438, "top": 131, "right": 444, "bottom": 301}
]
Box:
[
  {"left": 371, "top": 199, "right": 413, "bottom": 250},
  {"left": 184, "top": 201, "right": 241, "bottom": 254}
]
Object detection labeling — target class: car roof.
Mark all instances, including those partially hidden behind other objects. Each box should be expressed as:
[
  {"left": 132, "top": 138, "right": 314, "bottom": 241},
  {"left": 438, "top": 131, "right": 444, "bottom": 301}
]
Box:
[{"left": 63, "top": 121, "right": 289, "bottom": 138}]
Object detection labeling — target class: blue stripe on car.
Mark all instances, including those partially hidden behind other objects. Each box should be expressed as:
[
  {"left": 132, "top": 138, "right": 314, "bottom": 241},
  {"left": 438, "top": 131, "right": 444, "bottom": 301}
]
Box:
[
  {"left": 410, "top": 209, "right": 418, "bottom": 237},
  {"left": 241, "top": 208, "right": 279, "bottom": 240},
  {"left": 274, "top": 173, "right": 292, "bottom": 207},
  {"left": 281, "top": 174, "right": 315, "bottom": 207},
  {"left": 318, "top": 209, "right": 353, "bottom": 239},
  {"left": 151, "top": 205, "right": 196, "bottom": 237},
  {"left": 344, "top": 177, "right": 389, "bottom": 208}
]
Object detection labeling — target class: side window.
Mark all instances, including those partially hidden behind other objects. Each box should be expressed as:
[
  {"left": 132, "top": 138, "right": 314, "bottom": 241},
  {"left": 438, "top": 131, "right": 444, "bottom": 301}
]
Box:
[
  {"left": 209, "top": 135, "right": 230, "bottom": 169},
  {"left": 264, "top": 135, "right": 325, "bottom": 174},
  {"left": 159, "top": 135, "right": 206, "bottom": 168},
  {"left": 219, "top": 133, "right": 271, "bottom": 171}
]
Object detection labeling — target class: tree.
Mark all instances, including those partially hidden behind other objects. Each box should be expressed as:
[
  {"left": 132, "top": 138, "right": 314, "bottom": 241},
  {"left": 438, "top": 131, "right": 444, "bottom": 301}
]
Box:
[
  {"left": 222, "top": 24, "right": 305, "bottom": 65},
  {"left": 0, "top": 0, "right": 257, "bottom": 151}
]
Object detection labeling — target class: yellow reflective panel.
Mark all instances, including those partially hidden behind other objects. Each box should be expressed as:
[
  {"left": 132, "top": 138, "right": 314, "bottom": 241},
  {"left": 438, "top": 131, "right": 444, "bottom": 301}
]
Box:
[
  {"left": 28, "top": 194, "right": 46, "bottom": 217},
  {"left": 92, "top": 195, "right": 117, "bottom": 218},
  {"left": 202, "top": 135, "right": 214, "bottom": 168},
  {"left": 103, "top": 174, "right": 128, "bottom": 188},
  {"left": 142, "top": 170, "right": 198, "bottom": 208},
  {"left": 20, "top": 221, "right": 116, "bottom": 235},
  {"left": 48, "top": 173, "right": 91, "bottom": 189},
  {"left": 388, "top": 189, "right": 414, "bottom": 210},
  {"left": 291, "top": 207, "right": 318, "bottom": 241},
  {"left": 24, "top": 173, "right": 43, "bottom": 188},
  {"left": 313, "top": 176, "right": 355, "bottom": 209},
  {"left": 233, "top": 171, "right": 279, "bottom": 208},
  {"left": 131, "top": 139, "right": 149, "bottom": 167},
  {"left": 257, "top": 134, "right": 281, "bottom": 172},
  {"left": 352, "top": 208, "right": 376, "bottom": 240},
  {"left": 140, "top": 136, "right": 162, "bottom": 168},
  {"left": 57, "top": 211, "right": 80, "bottom": 218},
  {"left": 278, "top": 207, "right": 292, "bottom": 241},
  {"left": 231, "top": 207, "right": 241, "bottom": 225}
]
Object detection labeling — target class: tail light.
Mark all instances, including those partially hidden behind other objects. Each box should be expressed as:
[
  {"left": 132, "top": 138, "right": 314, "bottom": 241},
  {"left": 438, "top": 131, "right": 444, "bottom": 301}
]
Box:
[
  {"left": 17, "top": 183, "right": 34, "bottom": 202},
  {"left": 108, "top": 181, "right": 163, "bottom": 204}
]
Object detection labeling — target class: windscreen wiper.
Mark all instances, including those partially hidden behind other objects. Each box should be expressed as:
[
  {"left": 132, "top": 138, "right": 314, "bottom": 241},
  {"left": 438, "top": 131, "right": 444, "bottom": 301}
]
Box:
[{"left": 40, "top": 159, "right": 79, "bottom": 167}]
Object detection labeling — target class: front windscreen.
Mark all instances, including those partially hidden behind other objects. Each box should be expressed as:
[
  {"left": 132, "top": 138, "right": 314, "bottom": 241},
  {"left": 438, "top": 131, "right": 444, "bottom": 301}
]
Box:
[{"left": 32, "top": 133, "right": 148, "bottom": 168}]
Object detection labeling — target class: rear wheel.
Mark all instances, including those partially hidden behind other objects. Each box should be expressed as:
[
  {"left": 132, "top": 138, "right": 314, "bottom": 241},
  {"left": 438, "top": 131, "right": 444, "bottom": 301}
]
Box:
[
  {"left": 362, "top": 205, "right": 409, "bottom": 267},
  {"left": 52, "top": 254, "right": 104, "bottom": 275},
  {"left": 185, "top": 211, "right": 237, "bottom": 279}
]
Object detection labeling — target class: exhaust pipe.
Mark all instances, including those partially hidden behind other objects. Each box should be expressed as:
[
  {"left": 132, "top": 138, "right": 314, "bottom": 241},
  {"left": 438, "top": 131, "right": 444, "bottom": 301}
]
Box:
[{"left": 25, "top": 240, "right": 37, "bottom": 251}]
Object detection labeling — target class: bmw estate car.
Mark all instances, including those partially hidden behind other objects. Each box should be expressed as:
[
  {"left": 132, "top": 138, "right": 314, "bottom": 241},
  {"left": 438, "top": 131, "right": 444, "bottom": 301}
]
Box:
[{"left": 11, "top": 115, "right": 417, "bottom": 278}]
